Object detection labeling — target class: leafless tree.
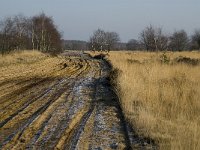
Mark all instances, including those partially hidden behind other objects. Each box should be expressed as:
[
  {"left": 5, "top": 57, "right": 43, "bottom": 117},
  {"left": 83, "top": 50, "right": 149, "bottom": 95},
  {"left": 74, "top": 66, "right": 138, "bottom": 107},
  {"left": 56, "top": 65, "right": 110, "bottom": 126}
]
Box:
[
  {"left": 30, "top": 13, "right": 62, "bottom": 53},
  {"left": 0, "top": 17, "right": 16, "bottom": 54},
  {"left": 89, "top": 29, "right": 106, "bottom": 52},
  {"left": 155, "top": 28, "right": 169, "bottom": 51},
  {"left": 104, "top": 31, "right": 120, "bottom": 51},
  {"left": 169, "top": 30, "right": 189, "bottom": 51},
  {"left": 191, "top": 30, "right": 200, "bottom": 50},
  {"left": 13, "top": 15, "right": 30, "bottom": 50},
  {"left": 89, "top": 28, "right": 120, "bottom": 52},
  {"left": 140, "top": 25, "right": 168, "bottom": 51},
  {"left": 31, "top": 13, "right": 48, "bottom": 51},
  {"left": 0, "top": 13, "right": 62, "bottom": 54}
]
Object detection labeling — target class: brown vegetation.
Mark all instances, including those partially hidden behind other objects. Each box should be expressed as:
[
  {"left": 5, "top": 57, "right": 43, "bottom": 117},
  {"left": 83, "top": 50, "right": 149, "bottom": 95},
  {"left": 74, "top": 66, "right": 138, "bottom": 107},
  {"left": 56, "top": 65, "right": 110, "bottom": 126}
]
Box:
[{"left": 109, "top": 51, "right": 200, "bottom": 149}]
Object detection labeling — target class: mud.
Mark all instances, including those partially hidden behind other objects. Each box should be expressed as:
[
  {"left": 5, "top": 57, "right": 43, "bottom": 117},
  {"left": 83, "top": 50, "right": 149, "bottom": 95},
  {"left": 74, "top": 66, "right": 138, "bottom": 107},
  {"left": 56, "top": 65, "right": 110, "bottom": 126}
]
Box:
[{"left": 0, "top": 53, "right": 156, "bottom": 149}]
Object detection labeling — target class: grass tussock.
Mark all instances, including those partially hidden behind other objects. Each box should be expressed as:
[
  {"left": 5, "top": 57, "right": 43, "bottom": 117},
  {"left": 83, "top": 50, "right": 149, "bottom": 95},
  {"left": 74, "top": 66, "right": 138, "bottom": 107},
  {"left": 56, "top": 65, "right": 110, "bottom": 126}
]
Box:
[{"left": 109, "top": 51, "right": 200, "bottom": 149}]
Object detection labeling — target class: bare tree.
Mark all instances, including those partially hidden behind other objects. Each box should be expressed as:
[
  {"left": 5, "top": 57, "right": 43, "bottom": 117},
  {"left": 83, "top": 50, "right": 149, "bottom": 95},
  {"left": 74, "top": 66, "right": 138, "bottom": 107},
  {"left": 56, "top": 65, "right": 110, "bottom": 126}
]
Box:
[
  {"left": 0, "top": 17, "right": 16, "bottom": 54},
  {"left": 0, "top": 13, "right": 62, "bottom": 54},
  {"left": 169, "top": 30, "right": 189, "bottom": 51},
  {"left": 104, "top": 31, "right": 120, "bottom": 51},
  {"left": 155, "top": 28, "right": 169, "bottom": 51},
  {"left": 13, "top": 15, "right": 30, "bottom": 50},
  {"left": 89, "top": 28, "right": 120, "bottom": 52},
  {"left": 30, "top": 13, "right": 62, "bottom": 53},
  {"left": 89, "top": 29, "right": 106, "bottom": 52},
  {"left": 191, "top": 30, "right": 200, "bottom": 50},
  {"left": 140, "top": 25, "right": 156, "bottom": 51},
  {"left": 140, "top": 25, "right": 168, "bottom": 51}
]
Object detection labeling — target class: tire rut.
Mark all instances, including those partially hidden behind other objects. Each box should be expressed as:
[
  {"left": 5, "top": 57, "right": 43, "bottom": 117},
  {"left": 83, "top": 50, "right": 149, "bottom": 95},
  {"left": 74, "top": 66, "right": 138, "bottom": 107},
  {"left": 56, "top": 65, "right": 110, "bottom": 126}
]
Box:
[{"left": 0, "top": 53, "right": 156, "bottom": 150}]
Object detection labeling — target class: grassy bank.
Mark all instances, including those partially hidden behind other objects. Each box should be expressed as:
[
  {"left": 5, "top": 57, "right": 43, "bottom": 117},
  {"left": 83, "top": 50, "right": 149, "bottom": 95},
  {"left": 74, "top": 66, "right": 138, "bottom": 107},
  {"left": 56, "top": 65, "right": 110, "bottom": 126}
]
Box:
[{"left": 109, "top": 51, "right": 200, "bottom": 149}]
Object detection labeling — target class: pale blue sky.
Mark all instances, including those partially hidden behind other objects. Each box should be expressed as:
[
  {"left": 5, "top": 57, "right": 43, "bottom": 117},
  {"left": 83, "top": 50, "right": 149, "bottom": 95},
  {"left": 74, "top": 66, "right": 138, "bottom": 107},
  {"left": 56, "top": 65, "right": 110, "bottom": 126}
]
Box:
[{"left": 0, "top": 0, "right": 200, "bottom": 42}]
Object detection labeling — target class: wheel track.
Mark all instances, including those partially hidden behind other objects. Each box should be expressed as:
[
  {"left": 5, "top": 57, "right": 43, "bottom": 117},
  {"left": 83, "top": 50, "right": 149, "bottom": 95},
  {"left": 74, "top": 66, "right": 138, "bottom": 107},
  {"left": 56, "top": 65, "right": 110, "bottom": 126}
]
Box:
[
  {"left": 0, "top": 57, "right": 89, "bottom": 120},
  {"left": 0, "top": 53, "right": 157, "bottom": 149},
  {"left": 65, "top": 59, "right": 101, "bottom": 150},
  {"left": 46, "top": 76, "right": 94, "bottom": 148},
  {"left": 0, "top": 78, "right": 54, "bottom": 114},
  {"left": 0, "top": 80, "right": 70, "bottom": 148},
  {"left": 25, "top": 58, "right": 97, "bottom": 149},
  {"left": 0, "top": 78, "right": 63, "bottom": 127},
  {"left": 20, "top": 58, "right": 92, "bottom": 149},
  {"left": 67, "top": 105, "right": 95, "bottom": 150},
  {"left": 0, "top": 56, "right": 89, "bottom": 149}
]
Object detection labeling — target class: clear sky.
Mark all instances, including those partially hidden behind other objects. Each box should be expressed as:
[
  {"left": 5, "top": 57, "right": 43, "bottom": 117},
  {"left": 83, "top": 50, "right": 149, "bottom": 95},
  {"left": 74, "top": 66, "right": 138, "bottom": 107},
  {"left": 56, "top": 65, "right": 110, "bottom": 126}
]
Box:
[{"left": 0, "top": 0, "right": 200, "bottom": 42}]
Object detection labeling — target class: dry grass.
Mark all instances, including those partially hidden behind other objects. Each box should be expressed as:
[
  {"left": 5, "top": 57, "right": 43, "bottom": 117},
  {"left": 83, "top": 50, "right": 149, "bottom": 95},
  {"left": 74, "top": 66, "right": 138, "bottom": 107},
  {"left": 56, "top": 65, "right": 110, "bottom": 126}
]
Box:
[
  {"left": 0, "top": 50, "right": 46, "bottom": 67},
  {"left": 0, "top": 50, "right": 79, "bottom": 82},
  {"left": 109, "top": 51, "right": 200, "bottom": 149}
]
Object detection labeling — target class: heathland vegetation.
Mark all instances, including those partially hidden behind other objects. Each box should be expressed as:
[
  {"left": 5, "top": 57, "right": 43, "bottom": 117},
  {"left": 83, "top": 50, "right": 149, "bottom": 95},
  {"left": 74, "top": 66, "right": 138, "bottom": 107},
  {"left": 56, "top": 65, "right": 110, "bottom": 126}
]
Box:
[
  {"left": 109, "top": 51, "right": 200, "bottom": 149},
  {"left": 88, "top": 26, "right": 200, "bottom": 150}
]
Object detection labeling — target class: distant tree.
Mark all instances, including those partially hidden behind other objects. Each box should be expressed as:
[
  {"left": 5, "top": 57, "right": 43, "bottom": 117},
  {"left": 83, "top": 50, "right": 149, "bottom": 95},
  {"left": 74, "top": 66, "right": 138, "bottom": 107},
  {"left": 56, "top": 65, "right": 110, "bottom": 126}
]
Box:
[
  {"left": 13, "top": 15, "right": 31, "bottom": 50},
  {"left": 0, "top": 15, "right": 34, "bottom": 54},
  {"left": 30, "top": 13, "right": 62, "bottom": 53},
  {"left": 140, "top": 25, "right": 168, "bottom": 51},
  {"left": 0, "top": 17, "right": 16, "bottom": 54},
  {"left": 190, "top": 30, "right": 200, "bottom": 50},
  {"left": 126, "top": 39, "right": 141, "bottom": 50},
  {"left": 114, "top": 42, "right": 127, "bottom": 50},
  {"left": 104, "top": 31, "right": 120, "bottom": 50},
  {"left": 155, "top": 29, "right": 169, "bottom": 51},
  {"left": 89, "top": 29, "right": 105, "bottom": 51},
  {"left": 0, "top": 13, "right": 62, "bottom": 54},
  {"left": 63, "top": 40, "right": 88, "bottom": 50},
  {"left": 169, "top": 30, "right": 189, "bottom": 51},
  {"left": 89, "top": 28, "right": 120, "bottom": 52}
]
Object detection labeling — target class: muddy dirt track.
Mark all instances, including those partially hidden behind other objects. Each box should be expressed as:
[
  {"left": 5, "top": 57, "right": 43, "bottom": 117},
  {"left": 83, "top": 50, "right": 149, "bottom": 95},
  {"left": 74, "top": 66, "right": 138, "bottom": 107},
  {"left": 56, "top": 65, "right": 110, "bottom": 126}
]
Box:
[{"left": 0, "top": 53, "right": 156, "bottom": 149}]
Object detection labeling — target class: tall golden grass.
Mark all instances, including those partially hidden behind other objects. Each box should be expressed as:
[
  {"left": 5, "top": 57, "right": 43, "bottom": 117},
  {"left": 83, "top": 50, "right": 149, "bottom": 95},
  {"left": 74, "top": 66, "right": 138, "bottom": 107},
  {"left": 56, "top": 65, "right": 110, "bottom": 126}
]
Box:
[{"left": 109, "top": 51, "right": 200, "bottom": 149}]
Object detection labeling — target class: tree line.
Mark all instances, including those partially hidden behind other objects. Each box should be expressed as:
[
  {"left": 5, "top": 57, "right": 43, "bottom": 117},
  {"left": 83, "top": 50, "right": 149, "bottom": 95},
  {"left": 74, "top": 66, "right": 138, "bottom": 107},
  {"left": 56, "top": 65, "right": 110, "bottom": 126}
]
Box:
[
  {"left": 89, "top": 26, "right": 200, "bottom": 52},
  {"left": 135, "top": 25, "right": 200, "bottom": 51},
  {"left": 1, "top": 13, "right": 200, "bottom": 54},
  {"left": 63, "top": 40, "right": 88, "bottom": 51},
  {"left": 0, "top": 13, "right": 62, "bottom": 54}
]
